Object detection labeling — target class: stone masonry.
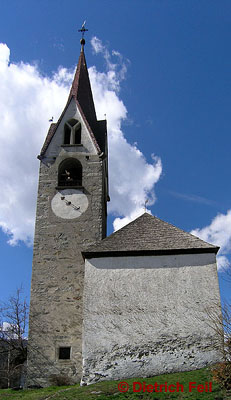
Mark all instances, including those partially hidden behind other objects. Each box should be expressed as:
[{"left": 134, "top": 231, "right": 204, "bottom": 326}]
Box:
[{"left": 27, "top": 56, "right": 108, "bottom": 386}]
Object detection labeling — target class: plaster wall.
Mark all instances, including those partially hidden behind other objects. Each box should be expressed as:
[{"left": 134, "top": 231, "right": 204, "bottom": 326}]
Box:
[
  {"left": 45, "top": 98, "right": 98, "bottom": 159},
  {"left": 82, "top": 253, "right": 222, "bottom": 384}
]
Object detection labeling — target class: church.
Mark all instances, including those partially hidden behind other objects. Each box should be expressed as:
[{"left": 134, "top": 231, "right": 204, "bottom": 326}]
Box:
[{"left": 27, "top": 36, "right": 222, "bottom": 387}]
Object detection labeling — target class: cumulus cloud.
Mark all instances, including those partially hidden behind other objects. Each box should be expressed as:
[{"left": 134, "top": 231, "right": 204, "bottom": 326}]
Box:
[
  {"left": 0, "top": 44, "right": 71, "bottom": 245},
  {"left": 89, "top": 37, "right": 162, "bottom": 230},
  {"left": 191, "top": 210, "right": 231, "bottom": 271},
  {"left": 0, "top": 38, "right": 162, "bottom": 245},
  {"left": 0, "top": 43, "right": 10, "bottom": 67},
  {"left": 91, "top": 36, "right": 128, "bottom": 83}
]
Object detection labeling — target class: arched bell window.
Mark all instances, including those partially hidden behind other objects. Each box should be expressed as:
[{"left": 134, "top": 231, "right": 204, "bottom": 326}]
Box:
[
  {"left": 58, "top": 158, "right": 82, "bottom": 187},
  {"left": 64, "top": 119, "right": 81, "bottom": 145}
]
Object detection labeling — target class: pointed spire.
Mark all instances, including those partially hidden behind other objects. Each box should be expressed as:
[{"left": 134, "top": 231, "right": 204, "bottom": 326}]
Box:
[
  {"left": 68, "top": 39, "right": 97, "bottom": 133},
  {"left": 39, "top": 33, "right": 106, "bottom": 159}
]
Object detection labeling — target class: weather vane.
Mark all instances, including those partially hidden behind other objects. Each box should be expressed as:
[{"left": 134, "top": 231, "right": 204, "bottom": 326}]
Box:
[{"left": 78, "top": 21, "right": 88, "bottom": 38}]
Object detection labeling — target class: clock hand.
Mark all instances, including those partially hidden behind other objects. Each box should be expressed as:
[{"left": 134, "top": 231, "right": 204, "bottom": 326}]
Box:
[
  {"left": 71, "top": 204, "right": 80, "bottom": 210},
  {"left": 60, "top": 196, "right": 80, "bottom": 210}
]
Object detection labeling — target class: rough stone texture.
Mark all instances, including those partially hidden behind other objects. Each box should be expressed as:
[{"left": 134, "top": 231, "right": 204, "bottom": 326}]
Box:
[
  {"left": 27, "top": 99, "right": 107, "bottom": 387},
  {"left": 82, "top": 253, "right": 222, "bottom": 384}
]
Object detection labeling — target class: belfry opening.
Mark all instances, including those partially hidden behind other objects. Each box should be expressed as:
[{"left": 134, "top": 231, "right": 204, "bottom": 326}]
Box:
[{"left": 58, "top": 158, "right": 82, "bottom": 187}]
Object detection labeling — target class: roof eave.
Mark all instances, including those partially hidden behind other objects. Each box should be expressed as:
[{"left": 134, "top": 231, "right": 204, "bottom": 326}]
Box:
[{"left": 82, "top": 246, "right": 220, "bottom": 259}]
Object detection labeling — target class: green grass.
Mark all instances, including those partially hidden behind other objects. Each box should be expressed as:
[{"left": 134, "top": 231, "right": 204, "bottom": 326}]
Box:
[{"left": 0, "top": 367, "right": 229, "bottom": 400}]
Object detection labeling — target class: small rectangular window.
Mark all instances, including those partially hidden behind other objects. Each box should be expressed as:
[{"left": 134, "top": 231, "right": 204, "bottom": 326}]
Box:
[{"left": 59, "top": 346, "right": 71, "bottom": 360}]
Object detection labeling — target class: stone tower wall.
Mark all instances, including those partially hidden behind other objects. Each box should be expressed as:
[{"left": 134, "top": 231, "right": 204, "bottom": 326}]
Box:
[{"left": 27, "top": 104, "right": 107, "bottom": 386}]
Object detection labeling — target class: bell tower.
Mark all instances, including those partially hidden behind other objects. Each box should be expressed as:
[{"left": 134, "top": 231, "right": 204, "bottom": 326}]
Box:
[{"left": 27, "top": 37, "right": 108, "bottom": 386}]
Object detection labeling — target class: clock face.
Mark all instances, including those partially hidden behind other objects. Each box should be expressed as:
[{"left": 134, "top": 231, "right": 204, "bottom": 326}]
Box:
[{"left": 51, "top": 189, "right": 88, "bottom": 219}]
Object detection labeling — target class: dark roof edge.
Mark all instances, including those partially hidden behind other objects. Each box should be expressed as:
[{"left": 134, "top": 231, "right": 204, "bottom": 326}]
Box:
[
  {"left": 82, "top": 246, "right": 220, "bottom": 259},
  {"left": 39, "top": 97, "right": 72, "bottom": 157},
  {"left": 76, "top": 99, "right": 101, "bottom": 154}
]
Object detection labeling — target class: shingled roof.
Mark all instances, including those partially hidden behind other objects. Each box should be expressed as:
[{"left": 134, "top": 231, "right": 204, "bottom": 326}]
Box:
[
  {"left": 83, "top": 213, "right": 219, "bottom": 258},
  {"left": 39, "top": 43, "right": 106, "bottom": 158},
  {"left": 68, "top": 45, "right": 97, "bottom": 132}
]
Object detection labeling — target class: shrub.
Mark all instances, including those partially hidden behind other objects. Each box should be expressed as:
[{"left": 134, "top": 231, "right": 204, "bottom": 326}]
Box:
[{"left": 212, "top": 362, "right": 231, "bottom": 390}]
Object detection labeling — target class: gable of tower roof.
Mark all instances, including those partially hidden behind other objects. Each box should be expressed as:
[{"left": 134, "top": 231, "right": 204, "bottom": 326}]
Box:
[
  {"left": 83, "top": 213, "right": 219, "bottom": 258},
  {"left": 39, "top": 45, "right": 106, "bottom": 159},
  {"left": 39, "top": 100, "right": 101, "bottom": 158}
]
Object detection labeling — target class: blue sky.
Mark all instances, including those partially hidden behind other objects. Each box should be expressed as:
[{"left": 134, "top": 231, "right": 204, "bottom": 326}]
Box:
[{"left": 0, "top": 0, "right": 231, "bottom": 305}]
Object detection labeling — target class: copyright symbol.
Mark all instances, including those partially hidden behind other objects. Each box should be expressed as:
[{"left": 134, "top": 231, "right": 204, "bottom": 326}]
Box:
[{"left": 118, "top": 381, "right": 129, "bottom": 392}]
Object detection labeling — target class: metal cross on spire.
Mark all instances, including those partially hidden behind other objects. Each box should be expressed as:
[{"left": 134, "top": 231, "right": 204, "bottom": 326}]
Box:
[{"left": 78, "top": 21, "right": 88, "bottom": 38}]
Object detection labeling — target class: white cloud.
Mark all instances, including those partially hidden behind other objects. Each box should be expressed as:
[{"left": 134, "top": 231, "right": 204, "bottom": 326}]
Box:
[
  {"left": 191, "top": 210, "right": 231, "bottom": 271},
  {"left": 169, "top": 191, "right": 217, "bottom": 206},
  {"left": 2, "top": 322, "right": 11, "bottom": 331},
  {"left": 0, "top": 44, "right": 71, "bottom": 245},
  {"left": 1, "top": 322, "right": 17, "bottom": 339},
  {"left": 89, "top": 38, "right": 162, "bottom": 231},
  {"left": 0, "top": 39, "right": 162, "bottom": 245},
  {"left": 91, "top": 36, "right": 128, "bottom": 85},
  {"left": 0, "top": 43, "right": 10, "bottom": 68}
]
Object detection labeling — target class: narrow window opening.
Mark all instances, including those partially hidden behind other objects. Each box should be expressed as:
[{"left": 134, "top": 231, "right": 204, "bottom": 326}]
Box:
[
  {"left": 64, "top": 119, "right": 81, "bottom": 145},
  {"left": 64, "top": 124, "right": 71, "bottom": 144},
  {"left": 74, "top": 123, "right": 81, "bottom": 144},
  {"left": 59, "top": 347, "right": 71, "bottom": 360}
]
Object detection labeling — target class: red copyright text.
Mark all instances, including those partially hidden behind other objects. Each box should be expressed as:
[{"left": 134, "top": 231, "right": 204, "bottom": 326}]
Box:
[{"left": 117, "top": 380, "right": 212, "bottom": 393}]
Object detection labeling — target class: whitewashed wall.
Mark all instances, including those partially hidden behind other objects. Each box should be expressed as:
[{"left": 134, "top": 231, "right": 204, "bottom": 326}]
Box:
[{"left": 82, "top": 253, "right": 222, "bottom": 384}]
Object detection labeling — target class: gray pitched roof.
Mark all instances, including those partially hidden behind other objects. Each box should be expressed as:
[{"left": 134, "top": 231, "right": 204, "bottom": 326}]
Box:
[{"left": 83, "top": 213, "right": 219, "bottom": 258}]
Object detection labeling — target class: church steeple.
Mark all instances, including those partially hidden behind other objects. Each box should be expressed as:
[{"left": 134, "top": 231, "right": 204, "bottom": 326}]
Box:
[
  {"left": 67, "top": 39, "right": 98, "bottom": 134},
  {"left": 39, "top": 37, "right": 106, "bottom": 159},
  {"left": 28, "top": 31, "right": 108, "bottom": 387}
]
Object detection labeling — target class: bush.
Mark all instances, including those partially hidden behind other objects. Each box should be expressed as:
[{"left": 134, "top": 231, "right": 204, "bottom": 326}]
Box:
[{"left": 212, "top": 362, "right": 231, "bottom": 390}]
